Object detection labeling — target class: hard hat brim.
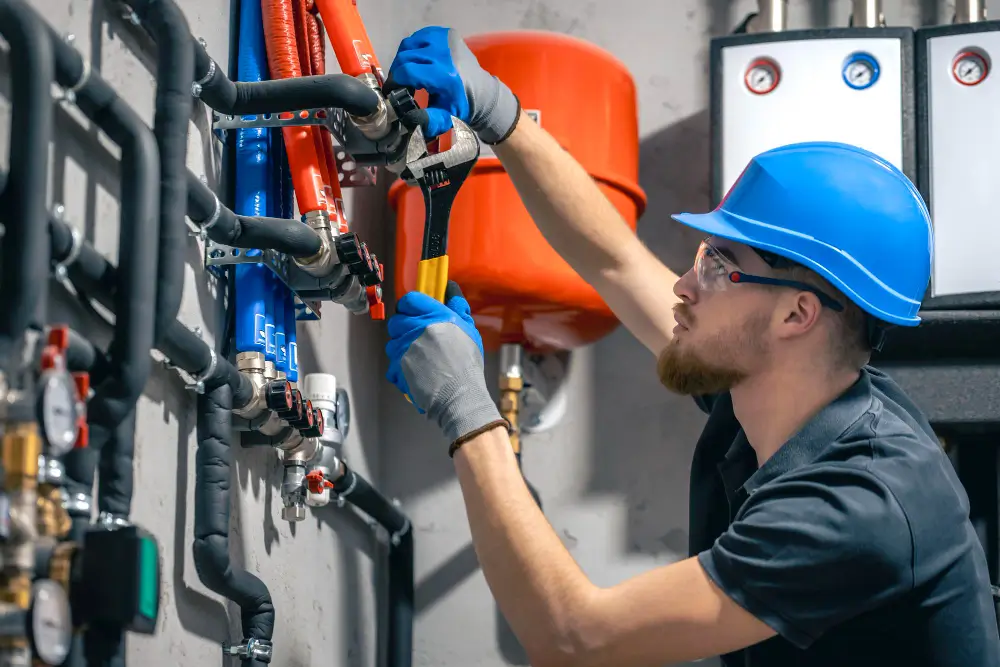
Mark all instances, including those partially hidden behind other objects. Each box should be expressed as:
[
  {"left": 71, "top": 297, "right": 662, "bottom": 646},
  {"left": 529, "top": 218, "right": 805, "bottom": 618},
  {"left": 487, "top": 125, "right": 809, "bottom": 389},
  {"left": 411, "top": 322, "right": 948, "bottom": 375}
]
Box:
[{"left": 670, "top": 210, "right": 922, "bottom": 327}]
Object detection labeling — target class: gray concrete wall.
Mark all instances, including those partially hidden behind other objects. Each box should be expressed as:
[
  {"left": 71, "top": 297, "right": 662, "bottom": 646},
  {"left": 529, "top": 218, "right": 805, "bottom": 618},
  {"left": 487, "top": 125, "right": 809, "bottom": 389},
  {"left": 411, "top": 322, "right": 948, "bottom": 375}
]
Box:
[
  {"left": 0, "top": 0, "right": 955, "bottom": 666},
  {"left": 1, "top": 0, "right": 385, "bottom": 665}
]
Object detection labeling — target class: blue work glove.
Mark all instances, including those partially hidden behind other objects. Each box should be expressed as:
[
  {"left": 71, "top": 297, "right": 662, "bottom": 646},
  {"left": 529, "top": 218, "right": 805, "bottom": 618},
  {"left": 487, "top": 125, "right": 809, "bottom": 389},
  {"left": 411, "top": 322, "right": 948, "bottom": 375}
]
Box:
[
  {"left": 386, "top": 282, "right": 506, "bottom": 446},
  {"left": 388, "top": 26, "right": 521, "bottom": 143}
]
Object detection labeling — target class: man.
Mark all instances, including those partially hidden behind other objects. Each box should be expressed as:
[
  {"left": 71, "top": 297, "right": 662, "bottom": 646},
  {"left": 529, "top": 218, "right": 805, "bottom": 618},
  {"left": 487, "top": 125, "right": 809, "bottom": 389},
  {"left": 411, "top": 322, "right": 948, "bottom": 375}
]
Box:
[{"left": 383, "top": 26, "right": 1000, "bottom": 667}]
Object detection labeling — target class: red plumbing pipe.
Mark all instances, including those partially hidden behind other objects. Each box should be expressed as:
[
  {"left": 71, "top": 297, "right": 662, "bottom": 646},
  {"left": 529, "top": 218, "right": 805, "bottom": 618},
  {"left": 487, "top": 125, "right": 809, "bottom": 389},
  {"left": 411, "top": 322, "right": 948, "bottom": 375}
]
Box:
[
  {"left": 260, "top": 0, "right": 328, "bottom": 216},
  {"left": 305, "top": 2, "right": 349, "bottom": 233},
  {"left": 312, "top": 0, "right": 383, "bottom": 80}
]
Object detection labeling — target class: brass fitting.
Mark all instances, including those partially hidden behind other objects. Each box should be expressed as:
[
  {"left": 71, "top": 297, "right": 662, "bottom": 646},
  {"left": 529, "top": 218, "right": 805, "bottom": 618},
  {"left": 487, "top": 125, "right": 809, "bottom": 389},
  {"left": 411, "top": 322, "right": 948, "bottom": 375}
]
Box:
[
  {"left": 499, "top": 344, "right": 525, "bottom": 456},
  {"left": 4, "top": 422, "right": 40, "bottom": 492},
  {"left": 233, "top": 352, "right": 268, "bottom": 419},
  {"left": 2, "top": 422, "right": 40, "bottom": 579},
  {"left": 350, "top": 73, "right": 393, "bottom": 141},
  {"left": 36, "top": 485, "right": 71, "bottom": 540},
  {"left": 293, "top": 210, "right": 340, "bottom": 277},
  {"left": 48, "top": 542, "right": 77, "bottom": 594}
]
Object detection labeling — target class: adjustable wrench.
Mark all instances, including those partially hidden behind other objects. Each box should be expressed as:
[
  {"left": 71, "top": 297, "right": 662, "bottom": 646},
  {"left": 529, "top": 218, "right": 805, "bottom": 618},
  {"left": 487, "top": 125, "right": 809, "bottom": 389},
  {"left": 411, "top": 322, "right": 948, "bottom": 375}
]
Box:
[{"left": 399, "top": 118, "right": 481, "bottom": 303}]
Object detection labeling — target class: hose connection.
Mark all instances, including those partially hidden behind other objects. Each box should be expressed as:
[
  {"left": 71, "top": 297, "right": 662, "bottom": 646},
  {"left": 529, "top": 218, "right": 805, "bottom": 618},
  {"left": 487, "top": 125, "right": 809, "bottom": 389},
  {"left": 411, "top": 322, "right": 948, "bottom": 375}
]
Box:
[
  {"left": 349, "top": 73, "right": 393, "bottom": 141},
  {"left": 223, "top": 637, "right": 273, "bottom": 664},
  {"left": 293, "top": 210, "right": 340, "bottom": 277}
]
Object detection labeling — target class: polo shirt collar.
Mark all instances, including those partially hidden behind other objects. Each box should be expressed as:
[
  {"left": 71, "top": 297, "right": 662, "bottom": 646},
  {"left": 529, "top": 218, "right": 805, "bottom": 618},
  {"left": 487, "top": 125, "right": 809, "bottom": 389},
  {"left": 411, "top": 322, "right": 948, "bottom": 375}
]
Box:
[{"left": 727, "top": 368, "right": 875, "bottom": 495}]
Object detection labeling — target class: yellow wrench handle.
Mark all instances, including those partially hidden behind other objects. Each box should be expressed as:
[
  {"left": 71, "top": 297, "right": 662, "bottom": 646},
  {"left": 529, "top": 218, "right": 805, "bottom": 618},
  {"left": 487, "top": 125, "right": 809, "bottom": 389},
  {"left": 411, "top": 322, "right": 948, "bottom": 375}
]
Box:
[
  {"left": 415, "top": 255, "right": 450, "bottom": 303},
  {"left": 403, "top": 254, "right": 450, "bottom": 406}
]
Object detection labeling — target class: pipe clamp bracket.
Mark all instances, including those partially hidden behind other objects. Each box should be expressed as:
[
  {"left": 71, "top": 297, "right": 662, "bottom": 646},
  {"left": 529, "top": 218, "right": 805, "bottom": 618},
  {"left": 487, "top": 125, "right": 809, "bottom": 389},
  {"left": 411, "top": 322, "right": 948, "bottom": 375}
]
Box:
[
  {"left": 191, "top": 58, "right": 216, "bottom": 98},
  {"left": 53, "top": 222, "right": 83, "bottom": 281},
  {"left": 191, "top": 195, "right": 222, "bottom": 241},
  {"left": 186, "top": 346, "right": 217, "bottom": 395}
]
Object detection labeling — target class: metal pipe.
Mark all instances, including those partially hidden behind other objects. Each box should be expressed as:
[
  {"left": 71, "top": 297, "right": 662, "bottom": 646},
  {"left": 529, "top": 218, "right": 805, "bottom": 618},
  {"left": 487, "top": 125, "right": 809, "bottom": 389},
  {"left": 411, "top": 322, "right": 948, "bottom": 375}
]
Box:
[
  {"left": 851, "top": 0, "right": 885, "bottom": 28},
  {"left": 499, "top": 344, "right": 542, "bottom": 508},
  {"left": 747, "top": 0, "right": 788, "bottom": 33},
  {"left": 955, "top": 0, "right": 988, "bottom": 23}
]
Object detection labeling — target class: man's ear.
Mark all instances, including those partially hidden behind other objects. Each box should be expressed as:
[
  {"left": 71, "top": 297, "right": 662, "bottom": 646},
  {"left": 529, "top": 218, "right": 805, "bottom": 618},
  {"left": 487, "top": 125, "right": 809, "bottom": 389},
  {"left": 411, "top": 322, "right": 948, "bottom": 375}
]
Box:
[{"left": 776, "top": 291, "right": 823, "bottom": 340}]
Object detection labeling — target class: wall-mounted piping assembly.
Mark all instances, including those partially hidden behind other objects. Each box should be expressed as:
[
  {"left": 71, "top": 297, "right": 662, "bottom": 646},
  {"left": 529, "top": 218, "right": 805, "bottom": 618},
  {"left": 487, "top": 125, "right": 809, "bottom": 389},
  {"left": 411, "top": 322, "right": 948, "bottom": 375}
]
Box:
[
  {"left": 0, "top": 2, "right": 59, "bottom": 665},
  {"left": 0, "top": 0, "right": 421, "bottom": 662}
]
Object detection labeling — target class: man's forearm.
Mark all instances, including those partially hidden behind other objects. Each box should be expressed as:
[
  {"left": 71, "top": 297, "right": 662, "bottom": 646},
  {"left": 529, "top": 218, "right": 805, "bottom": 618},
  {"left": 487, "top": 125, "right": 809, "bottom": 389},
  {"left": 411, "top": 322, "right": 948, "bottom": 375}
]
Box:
[
  {"left": 493, "top": 111, "right": 681, "bottom": 356},
  {"left": 453, "top": 426, "right": 597, "bottom": 666},
  {"left": 494, "top": 110, "right": 638, "bottom": 275}
]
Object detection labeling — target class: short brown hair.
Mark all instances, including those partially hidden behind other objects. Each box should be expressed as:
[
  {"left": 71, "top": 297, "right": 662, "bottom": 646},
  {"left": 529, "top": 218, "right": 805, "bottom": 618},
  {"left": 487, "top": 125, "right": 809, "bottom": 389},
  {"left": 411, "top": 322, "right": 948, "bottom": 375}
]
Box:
[{"left": 779, "top": 264, "right": 872, "bottom": 369}]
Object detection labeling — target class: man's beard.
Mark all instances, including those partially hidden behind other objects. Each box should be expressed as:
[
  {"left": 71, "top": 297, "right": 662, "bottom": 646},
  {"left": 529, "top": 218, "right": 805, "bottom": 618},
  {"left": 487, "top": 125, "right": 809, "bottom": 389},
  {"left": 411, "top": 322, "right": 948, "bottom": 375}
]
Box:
[{"left": 657, "top": 306, "right": 769, "bottom": 396}]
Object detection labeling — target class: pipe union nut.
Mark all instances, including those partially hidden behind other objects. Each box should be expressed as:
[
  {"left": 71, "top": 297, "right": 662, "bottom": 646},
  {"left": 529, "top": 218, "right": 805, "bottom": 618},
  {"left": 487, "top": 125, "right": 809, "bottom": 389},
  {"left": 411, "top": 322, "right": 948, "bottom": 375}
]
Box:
[{"left": 281, "top": 504, "right": 306, "bottom": 522}]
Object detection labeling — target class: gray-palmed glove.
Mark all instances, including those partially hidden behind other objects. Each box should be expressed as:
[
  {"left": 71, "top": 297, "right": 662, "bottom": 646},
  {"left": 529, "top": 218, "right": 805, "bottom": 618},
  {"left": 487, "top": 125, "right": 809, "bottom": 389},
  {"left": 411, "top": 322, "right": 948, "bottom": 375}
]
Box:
[
  {"left": 385, "top": 282, "right": 507, "bottom": 450},
  {"left": 387, "top": 26, "right": 521, "bottom": 144}
]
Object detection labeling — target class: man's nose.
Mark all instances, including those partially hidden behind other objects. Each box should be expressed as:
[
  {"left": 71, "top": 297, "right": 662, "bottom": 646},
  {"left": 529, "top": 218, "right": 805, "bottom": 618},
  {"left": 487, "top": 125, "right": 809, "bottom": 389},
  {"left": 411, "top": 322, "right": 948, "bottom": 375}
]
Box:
[{"left": 674, "top": 267, "right": 698, "bottom": 303}]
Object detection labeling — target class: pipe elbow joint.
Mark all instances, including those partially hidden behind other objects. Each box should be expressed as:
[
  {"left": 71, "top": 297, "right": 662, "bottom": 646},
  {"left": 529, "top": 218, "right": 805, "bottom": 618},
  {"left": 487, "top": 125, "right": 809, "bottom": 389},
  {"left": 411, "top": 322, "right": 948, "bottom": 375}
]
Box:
[
  {"left": 292, "top": 211, "right": 340, "bottom": 278},
  {"left": 232, "top": 353, "right": 269, "bottom": 419}
]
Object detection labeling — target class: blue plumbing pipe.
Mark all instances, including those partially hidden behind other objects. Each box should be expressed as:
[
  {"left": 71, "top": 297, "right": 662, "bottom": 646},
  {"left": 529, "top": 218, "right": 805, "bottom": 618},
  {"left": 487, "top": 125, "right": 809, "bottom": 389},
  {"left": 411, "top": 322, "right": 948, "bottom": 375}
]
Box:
[
  {"left": 233, "top": 0, "right": 270, "bottom": 357},
  {"left": 273, "top": 275, "right": 287, "bottom": 375},
  {"left": 284, "top": 295, "right": 298, "bottom": 383},
  {"left": 268, "top": 92, "right": 300, "bottom": 380}
]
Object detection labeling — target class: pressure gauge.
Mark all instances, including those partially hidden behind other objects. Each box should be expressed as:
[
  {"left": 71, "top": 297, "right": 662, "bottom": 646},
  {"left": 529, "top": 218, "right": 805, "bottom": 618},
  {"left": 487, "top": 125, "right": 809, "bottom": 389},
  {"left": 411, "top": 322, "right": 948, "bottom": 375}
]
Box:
[
  {"left": 335, "top": 387, "right": 351, "bottom": 440},
  {"left": 953, "top": 50, "right": 989, "bottom": 86},
  {"left": 29, "top": 580, "right": 72, "bottom": 665},
  {"left": 744, "top": 58, "right": 780, "bottom": 95},
  {"left": 37, "top": 371, "right": 78, "bottom": 457},
  {"left": 842, "top": 52, "right": 880, "bottom": 90}
]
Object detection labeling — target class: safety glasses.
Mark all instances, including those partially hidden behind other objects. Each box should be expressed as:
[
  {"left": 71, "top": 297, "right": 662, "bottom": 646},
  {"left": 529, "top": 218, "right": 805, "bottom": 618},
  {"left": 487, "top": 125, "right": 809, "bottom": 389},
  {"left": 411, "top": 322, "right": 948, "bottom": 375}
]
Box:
[{"left": 693, "top": 240, "right": 844, "bottom": 312}]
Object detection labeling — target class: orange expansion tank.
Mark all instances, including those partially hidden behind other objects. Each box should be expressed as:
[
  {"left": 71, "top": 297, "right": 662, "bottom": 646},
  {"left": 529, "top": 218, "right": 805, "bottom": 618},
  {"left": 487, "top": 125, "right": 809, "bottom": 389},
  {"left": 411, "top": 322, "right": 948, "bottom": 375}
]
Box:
[{"left": 388, "top": 30, "right": 647, "bottom": 353}]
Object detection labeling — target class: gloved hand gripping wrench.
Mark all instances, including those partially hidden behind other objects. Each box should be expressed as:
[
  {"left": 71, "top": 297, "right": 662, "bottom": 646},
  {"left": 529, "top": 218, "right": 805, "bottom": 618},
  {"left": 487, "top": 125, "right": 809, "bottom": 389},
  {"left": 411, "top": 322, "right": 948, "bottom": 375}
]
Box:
[{"left": 400, "top": 118, "right": 481, "bottom": 303}]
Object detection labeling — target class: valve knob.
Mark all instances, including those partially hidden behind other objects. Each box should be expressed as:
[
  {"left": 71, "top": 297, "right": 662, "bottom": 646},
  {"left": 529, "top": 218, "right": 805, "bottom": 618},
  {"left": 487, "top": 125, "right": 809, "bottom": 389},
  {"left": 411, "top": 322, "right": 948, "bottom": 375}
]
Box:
[
  {"left": 305, "top": 469, "right": 333, "bottom": 495},
  {"left": 334, "top": 233, "right": 364, "bottom": 268},
  {"left": 265, "top": 380, "right": 293, "bottom": 412},
  {"left": 358, "top": 250, "right": 382, "bottom": 287},
  {"left": 301, "top": 407, "right": 324, "bottom": 438},
  {"left": 290, "top": 399, "right": 315, "bottom": 431}
]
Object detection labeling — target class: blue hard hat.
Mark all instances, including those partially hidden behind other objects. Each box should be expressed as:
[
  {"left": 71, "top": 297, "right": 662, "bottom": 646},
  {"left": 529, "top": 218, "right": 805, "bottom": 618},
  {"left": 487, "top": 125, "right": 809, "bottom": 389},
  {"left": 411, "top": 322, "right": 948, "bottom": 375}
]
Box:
[{"left": 671, "top": 141, "right": 932, "bottom": 327}]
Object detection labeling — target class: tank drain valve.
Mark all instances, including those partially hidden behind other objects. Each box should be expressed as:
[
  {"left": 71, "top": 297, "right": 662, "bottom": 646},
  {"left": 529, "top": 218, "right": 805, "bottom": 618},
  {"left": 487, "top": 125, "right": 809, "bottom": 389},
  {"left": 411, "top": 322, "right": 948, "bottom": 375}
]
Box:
[{"left": 223, "top": 637, "right": 273, "bottom": 663}]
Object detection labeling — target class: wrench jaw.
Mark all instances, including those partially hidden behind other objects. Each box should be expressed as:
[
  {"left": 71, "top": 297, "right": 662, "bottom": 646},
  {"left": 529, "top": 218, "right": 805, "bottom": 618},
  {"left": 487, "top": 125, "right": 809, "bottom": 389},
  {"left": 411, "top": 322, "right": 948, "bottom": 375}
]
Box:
[{"left": 400, "top": 118, "right": 481, "bottom": 186}]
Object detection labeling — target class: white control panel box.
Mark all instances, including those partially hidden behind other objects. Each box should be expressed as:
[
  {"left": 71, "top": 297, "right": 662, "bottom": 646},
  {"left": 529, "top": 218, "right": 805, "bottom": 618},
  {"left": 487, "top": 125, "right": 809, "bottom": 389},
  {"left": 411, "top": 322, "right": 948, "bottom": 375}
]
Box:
[
  {"left": 917, "top": 22, "right": 1000, "bottom": 307},
  {"left": 709, "top": 28, "right": 916, "bottom": 204}
]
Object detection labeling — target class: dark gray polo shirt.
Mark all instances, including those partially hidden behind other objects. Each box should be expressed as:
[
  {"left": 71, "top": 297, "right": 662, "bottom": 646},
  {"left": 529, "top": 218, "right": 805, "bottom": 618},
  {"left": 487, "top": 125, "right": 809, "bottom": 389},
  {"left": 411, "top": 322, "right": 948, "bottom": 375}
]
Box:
[{"left": 689, "top": 365, "right": 999, "bottom": 666}]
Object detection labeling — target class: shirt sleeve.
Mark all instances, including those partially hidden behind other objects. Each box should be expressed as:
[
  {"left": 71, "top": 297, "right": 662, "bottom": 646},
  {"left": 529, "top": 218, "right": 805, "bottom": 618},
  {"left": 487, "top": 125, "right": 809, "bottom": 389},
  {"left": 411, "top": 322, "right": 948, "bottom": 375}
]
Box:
[{"left": 697, "top": 466, "right": 915, "bottom": 649}]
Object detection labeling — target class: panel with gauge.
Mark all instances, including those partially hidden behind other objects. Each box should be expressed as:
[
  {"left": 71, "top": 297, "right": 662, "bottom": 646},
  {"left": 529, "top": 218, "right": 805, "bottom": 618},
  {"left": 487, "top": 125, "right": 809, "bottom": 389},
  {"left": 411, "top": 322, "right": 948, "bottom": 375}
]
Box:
[
  {"left": 709, "top": 27, "right": 916, "bottom": 205},
  {"left": 915, "top": 21, "right": 1000, "bottom": 308}
]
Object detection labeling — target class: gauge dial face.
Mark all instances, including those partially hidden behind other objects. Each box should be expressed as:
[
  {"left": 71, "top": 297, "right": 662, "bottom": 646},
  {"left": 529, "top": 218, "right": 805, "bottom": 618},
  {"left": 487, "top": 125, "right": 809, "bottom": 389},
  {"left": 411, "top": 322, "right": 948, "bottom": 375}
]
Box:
[
  {"left": 744, "top": 58, "right": 780, "bottom": 95},
  {"left": 842, "top": 52, "right": 880, "bottom": 90},
  {"left": 39, "top": 372, "right": 78, "bottom": 456},
  {"left": 953, "top": 51, "right": 989, "bottom": 86},
  {"left": 30, "top": 580, "right": 72, "bottom": 665},
  {"left": 335, "top": 387, "right": 351, "bottom": 440}
]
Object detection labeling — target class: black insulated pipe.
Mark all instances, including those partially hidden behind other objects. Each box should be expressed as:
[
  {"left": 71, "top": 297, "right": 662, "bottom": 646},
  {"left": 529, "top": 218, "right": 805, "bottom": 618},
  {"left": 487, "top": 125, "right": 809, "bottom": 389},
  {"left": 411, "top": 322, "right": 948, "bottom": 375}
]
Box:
[
  {"left": 0, "top": 0, "right": 55, "bottom": 373},
  {"left": 127, "top": 0, "right": 195, "bottom": 341},
  {"left": 195, "top": 383, "right": 275, "bottom": 667},
  {"left": 43, "top": 13, "right": 161, "bottom": 443},
  {"left": 193, "top": 39, "right": 379, "bottom": 117},
  {"left": 186, "top": 173, "right": 322, "bottom": 256},
  {"left": 92, "top": 1, "right": 194, "bottom": 571},
  {"left": 331, "top": 465, "right": 414, "bottom": 667},
  {"left": 47, "top": 212, "right": 254, "bottom": 406}
]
